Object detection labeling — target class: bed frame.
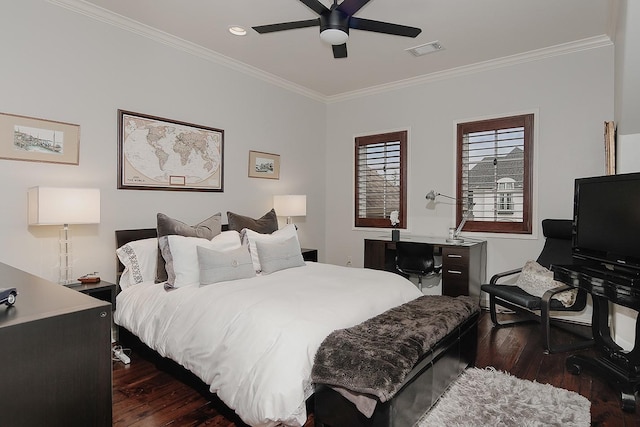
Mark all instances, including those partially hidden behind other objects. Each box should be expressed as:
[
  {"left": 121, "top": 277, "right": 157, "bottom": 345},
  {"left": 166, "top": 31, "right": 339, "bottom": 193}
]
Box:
[
  {"left": 114, "top": 226, "right": 299, "bottom": 425},
  {"left": 115, "top": 228, "right": 478, "bottom": 427}
]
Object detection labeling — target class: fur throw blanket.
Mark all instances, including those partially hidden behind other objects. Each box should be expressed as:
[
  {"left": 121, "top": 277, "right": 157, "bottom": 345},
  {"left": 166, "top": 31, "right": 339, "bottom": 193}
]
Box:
[{"left": 311, "top": 295, "right": 479, "bottom": 402}]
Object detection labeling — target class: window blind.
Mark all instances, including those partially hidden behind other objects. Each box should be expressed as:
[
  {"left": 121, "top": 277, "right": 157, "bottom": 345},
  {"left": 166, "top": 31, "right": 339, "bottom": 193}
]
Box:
[
  {"left": 457, "top": 114, "right": 532, "bottom": 234},
  {"left": 354, "top": 131, "right": 406, "bottom": 228}
]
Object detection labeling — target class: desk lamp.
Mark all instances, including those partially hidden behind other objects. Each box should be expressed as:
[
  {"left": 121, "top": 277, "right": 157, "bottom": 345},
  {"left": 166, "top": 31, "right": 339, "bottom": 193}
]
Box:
[
  {"left": 28, "top": 186, "right": 100, "bottom": 285},
  {"left": 425, "top": 190, "right": 469, "bottom": 244}
]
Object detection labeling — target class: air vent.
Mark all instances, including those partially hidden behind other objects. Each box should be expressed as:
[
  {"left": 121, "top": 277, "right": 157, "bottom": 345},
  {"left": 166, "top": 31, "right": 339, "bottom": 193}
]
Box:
[{"left": 406, "top": 41, "right": 443, "bottom": 57}]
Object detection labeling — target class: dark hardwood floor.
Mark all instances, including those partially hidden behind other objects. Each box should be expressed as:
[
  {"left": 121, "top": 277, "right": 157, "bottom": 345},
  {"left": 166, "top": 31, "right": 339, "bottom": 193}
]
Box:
[{"left": 112, "top": 310, "right": 639, "bottom": 426}]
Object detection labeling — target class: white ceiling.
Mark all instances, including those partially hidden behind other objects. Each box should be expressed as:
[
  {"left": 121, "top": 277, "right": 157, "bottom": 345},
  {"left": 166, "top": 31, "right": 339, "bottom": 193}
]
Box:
[{"left": 60, "top": 0, "right": 614, "bottom": 99}]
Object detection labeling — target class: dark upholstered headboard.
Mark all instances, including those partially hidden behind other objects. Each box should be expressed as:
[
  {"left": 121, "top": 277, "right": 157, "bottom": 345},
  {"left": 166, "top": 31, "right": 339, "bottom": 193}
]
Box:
[{"left": 115, "top": 225, "right": 230, "bottom": 277}]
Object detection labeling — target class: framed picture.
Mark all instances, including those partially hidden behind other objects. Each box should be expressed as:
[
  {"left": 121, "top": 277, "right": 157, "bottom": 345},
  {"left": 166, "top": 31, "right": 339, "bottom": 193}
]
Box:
[
  {"left": 604, "top": 121, "right": 616, "bottom": 175},
  {"left": 0, "top": 112, "right": 80, "bottom": 165},
  {"left": 118, "top": 110, "right": 224, "bottom": 192},
  {"left": 248, "top": 150, "right": 280, "bottom": 179}
]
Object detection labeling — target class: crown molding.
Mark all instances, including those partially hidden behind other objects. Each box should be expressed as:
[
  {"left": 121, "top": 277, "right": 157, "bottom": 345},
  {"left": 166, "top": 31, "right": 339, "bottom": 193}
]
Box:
[
  {"left": 47, "top": 0, "right": 327, "bottom": 102},
  {"left": 326, "top": 35, "right": 613, "bottom": 103},
  {"left": 48, "top": 0, "right": 612, "bottom": 105}
]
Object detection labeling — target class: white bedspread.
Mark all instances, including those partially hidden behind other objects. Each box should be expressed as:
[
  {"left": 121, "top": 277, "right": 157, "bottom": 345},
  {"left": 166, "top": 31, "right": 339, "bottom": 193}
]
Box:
[{"left": 115, "top": 262, "right": 422, "bottom": 426}]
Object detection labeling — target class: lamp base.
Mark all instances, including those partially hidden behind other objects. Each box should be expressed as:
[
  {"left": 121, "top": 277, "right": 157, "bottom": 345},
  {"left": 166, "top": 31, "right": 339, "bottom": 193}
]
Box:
[{"left": 446, "top": 237, "right": 464, "bottom": 244}]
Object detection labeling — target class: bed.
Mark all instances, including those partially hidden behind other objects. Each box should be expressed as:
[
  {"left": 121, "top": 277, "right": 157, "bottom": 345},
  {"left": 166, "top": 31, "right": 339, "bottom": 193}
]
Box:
[{"left": 114, "top": 224, "right": 424, "bottom": 427}]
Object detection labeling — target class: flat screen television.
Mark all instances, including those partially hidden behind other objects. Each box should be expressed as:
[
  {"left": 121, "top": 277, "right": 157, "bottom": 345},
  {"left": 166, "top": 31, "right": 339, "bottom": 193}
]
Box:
[{"left": 573, "top": 172, "right": 640, "bottom": 274}]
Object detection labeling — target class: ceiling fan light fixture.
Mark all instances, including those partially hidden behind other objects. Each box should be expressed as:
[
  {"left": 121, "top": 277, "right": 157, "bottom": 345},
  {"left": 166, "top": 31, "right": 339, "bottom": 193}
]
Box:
[{"left": 320, "top": 28, "right": 349, "bottom": 45}]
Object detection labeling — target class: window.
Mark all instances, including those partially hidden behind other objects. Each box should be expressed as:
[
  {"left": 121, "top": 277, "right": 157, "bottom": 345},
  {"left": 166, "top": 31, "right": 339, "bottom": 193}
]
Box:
[
  {"left": 355, "top": 130, "right": 407, "bottom": 228},
  {"left": 456, "top": 114, "right": 533, "bottom": 234}
]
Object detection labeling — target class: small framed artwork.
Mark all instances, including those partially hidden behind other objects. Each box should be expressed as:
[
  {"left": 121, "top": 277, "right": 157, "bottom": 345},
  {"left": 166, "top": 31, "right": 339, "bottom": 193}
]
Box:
[
  {"left": 118, "top": 110, "right": 224, "bottom": 192},
  {"left": 248, "top": 150, "right": 280, "bottom": 179},
  {"left": 0, "top": 112, "right": 80, "bottom": 165}
]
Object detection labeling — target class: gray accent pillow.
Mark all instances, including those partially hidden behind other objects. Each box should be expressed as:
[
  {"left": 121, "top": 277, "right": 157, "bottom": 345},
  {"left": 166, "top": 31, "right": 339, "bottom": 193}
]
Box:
[
  {"left": 255, "top": 236, "right": 305, "bottom": 275},
  {"left": 198, "top": 245, "right": 256, "bottom": 285},
  {"left": 227, "top": 209, "right": 278, "bottom": 234},
  {"left": 155, "top": 212, "right": 222, "bottom": 283}
]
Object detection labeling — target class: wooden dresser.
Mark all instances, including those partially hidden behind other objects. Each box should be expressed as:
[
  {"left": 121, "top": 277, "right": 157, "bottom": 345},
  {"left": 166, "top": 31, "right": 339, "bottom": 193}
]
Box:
[
  {"left": 364, "top": 237, "right": 487, "bottom": 301},
  {"left": 0, "top": 262, "right": 112, "bottom": 426}
]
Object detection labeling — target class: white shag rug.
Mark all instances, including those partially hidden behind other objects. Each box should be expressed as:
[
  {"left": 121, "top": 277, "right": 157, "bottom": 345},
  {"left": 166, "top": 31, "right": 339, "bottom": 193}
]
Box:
[{"left": 417, "top": 367, "right": 591, "bottom": 427}]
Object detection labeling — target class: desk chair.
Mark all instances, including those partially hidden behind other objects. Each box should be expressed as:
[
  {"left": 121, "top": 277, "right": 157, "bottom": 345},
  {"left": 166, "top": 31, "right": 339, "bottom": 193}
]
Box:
[
  {"left": 395, "top": 242, "right": 442, "bottom": 291},
  {"left": 481, "top": 219, "right": 593, "bottom": 354}
]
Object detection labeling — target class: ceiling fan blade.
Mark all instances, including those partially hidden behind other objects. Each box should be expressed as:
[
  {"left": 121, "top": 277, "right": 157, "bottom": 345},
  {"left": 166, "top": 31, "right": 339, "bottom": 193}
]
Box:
[
  {"left": 349, "top": 17, "right": 421, "bottom": 38},
  {"left": 336, "top": 0, "right": 371, "bottom": 16},
  {"left": 253, "top": 19, "right": 319, "bottom": 34},
  {"left": 299, "top": 0, "right": 330, "bottom": 15},
  {"left": 332, "top": 43, "right": 348, "bottom": 58}
]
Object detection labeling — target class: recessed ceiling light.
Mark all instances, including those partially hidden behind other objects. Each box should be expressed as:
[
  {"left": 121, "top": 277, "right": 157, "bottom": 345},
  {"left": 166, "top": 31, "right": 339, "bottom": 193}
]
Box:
[
  {"left": 228, "top": 26, "right": 247, "bottom": 36},
  {"left": 406, "top": 41, "right": 444, "bottom": 57}
]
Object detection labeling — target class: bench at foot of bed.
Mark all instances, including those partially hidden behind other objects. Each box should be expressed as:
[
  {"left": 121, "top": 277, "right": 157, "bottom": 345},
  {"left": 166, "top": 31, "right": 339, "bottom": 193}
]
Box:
[{"left": 314, "top": 310, "right": 479, "bottom": 427}]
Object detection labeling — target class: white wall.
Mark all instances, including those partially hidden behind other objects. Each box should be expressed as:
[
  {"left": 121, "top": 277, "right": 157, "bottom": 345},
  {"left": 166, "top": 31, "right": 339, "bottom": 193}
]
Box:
[
  {"left": 325, "top": 47, "right": 614, "bottom": 273},
  {"left": 0, "top": 0, "right": 326, "bottom": 283},
  {"left": 614, "top": 0, "right": 640, "bottom": 135},
  {"left": 611, "top": 0, "right": 640, "bottom": 350}
]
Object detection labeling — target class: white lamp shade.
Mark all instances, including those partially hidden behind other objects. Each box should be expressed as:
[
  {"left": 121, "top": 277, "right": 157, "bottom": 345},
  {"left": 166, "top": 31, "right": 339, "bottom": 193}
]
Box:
[
  {"left": 273, "top": 195, "right": 307, "bottom": 217},
  {"left": 28, "top": 187, "right": 100, "bottom": 225}
]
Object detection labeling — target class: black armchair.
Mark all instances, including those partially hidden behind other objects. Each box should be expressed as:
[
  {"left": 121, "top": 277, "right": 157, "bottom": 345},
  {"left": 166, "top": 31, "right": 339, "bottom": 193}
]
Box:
[
  {"left": 481, "top": 219, "right": 593, "bottom": 354},
  {"left": 395, "top": 242, "right": 442, "bottom": 291}
]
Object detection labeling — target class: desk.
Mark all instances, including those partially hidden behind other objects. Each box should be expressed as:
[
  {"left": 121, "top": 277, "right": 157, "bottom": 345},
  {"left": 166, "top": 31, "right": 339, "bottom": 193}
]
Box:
[
  {"left": 552, "top": 264, "right": 640, "bottom": 412},
  {"left": 364, "top": 237, "right": 487, "bottom": 301}
]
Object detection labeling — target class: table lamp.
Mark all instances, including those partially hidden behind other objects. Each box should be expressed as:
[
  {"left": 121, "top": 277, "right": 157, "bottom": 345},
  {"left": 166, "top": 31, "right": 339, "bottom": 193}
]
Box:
[
  {"left": 28, "top": 186, "right": 101, "bottom": 285},
  {"left": 273, "top": 195, "right": 307, "bottom": 225}
]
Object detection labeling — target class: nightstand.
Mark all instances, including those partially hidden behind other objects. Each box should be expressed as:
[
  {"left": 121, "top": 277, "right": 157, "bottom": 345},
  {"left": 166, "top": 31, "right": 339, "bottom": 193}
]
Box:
[
  {"left": 66, "top": 281, "right": 118, "bottom": 342},
  {"left": 301, "top": 248, "right": 318, "bottom": 262},
  {"left": 66, "top": 280, "right": 116, "bottom": 310}
]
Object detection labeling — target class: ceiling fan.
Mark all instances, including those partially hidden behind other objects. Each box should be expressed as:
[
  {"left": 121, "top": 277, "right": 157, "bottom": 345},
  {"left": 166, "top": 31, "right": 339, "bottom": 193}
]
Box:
[{"left": 252, "top": 0, "right": 422, "bottom": 59}]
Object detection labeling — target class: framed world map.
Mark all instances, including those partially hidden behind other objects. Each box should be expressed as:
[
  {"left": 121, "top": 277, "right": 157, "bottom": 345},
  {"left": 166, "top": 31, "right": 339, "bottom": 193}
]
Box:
[{"left": 117, "top": 110, "right": 224, "bottom": 191}]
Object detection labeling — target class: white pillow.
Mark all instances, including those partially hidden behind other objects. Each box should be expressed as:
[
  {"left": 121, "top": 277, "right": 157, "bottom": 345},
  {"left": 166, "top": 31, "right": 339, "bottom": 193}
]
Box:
[
  {"left": 198, "top": 245, "right": 256, "bottom": 285},
  {"left": 160, "top": 230, "right": 242, "bottom": 288},
  {"left": 242, "top": 224, "right": 300, "bottom": 272},
  {"left": 116, "top": 238, "right": 158, "bottom": 290},
  {"left": 255, "top": 236, "right": 305, "bottom": 275}
]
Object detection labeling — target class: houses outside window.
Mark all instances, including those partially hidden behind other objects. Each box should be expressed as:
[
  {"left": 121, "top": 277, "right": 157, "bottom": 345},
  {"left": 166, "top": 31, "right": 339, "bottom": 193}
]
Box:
[
  {"left": 354, "top": 130, "right": 407, "bottom": 228},
  {"left": 456, "top": 114, "right": 533, "bottom": 234},
  {"left": 497, "top": 178, "right": 515, "bottom": 213}
]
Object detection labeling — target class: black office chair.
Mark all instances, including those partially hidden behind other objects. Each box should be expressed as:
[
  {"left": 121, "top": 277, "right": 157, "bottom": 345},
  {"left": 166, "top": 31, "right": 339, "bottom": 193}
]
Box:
[
  {"left": 395, "top": 242, "right": 442, "bottom": 291},
  {"left": 481, "top": 219, "right": 593, "bottom": 354}
]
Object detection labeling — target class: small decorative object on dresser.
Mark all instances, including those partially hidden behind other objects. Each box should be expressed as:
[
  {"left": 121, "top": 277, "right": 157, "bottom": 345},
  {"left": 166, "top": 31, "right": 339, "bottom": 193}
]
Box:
[{"left": 0, "top": 287, "right": 17, "bottom": 306}]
